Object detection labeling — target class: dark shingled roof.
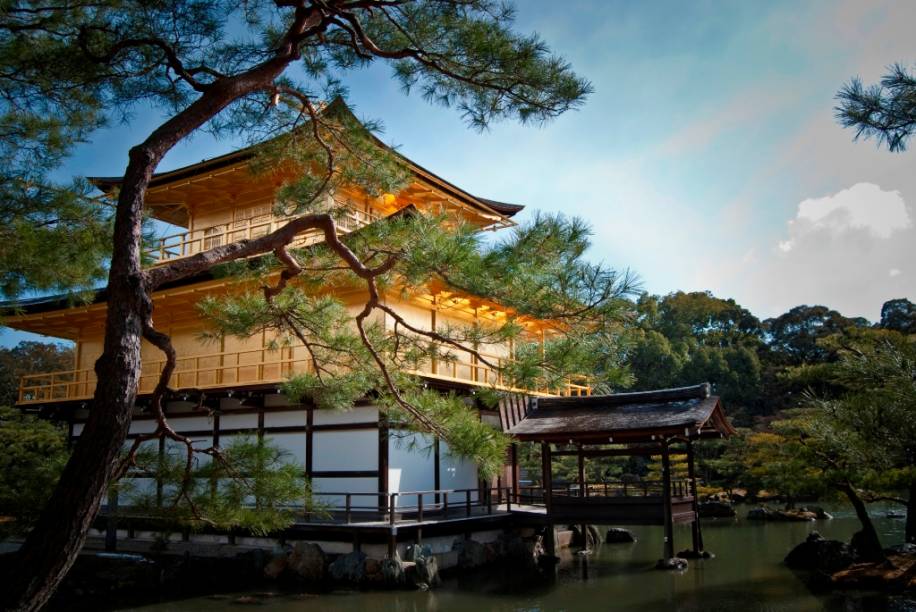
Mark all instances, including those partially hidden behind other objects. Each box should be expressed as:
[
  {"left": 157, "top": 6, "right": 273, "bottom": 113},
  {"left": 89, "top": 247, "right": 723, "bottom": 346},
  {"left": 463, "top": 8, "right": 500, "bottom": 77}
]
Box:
[
  {"left": 503, "top": 383, "right": 736, "bottom": 442},
  {"left": 475, "top": 197, "right": 524, "bottom": 216}
]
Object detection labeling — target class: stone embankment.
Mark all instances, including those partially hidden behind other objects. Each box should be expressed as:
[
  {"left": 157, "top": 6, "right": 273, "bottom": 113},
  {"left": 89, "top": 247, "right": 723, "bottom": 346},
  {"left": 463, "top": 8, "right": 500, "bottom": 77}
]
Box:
[{"left": 0, "top": 527, "right": 558, "bottom": 609}]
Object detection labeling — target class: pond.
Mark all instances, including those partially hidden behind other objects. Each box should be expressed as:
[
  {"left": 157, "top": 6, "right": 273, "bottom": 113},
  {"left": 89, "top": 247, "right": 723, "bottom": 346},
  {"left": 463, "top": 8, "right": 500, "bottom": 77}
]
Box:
[{"left": 128, "top": 505, "right": 913, "bottom": 612}]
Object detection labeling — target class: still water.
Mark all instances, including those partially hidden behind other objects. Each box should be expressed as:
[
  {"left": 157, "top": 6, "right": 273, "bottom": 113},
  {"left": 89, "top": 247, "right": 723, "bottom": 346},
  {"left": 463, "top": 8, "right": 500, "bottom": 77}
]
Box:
[{"left": 130, "top": 506, "right": 913, "bottom": 612}]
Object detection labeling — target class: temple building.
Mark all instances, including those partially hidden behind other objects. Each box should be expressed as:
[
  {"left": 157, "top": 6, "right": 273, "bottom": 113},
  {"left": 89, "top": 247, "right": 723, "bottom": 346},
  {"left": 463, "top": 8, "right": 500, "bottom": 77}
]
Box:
[{"left": 3, "top": 109, "right": 733, "bottom": 567}]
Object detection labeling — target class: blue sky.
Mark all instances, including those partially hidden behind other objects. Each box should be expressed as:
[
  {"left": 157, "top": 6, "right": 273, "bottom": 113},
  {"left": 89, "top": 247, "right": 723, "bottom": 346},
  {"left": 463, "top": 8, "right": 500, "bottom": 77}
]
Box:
[{"left": 3, "top": 0, "right": 915, "bottom": 347}]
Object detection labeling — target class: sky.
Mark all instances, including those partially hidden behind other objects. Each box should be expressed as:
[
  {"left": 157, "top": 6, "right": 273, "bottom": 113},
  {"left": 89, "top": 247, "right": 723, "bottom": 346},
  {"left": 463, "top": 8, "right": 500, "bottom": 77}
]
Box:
[{"left": 3, "top": 0, "right": 915, "bottom": 347}]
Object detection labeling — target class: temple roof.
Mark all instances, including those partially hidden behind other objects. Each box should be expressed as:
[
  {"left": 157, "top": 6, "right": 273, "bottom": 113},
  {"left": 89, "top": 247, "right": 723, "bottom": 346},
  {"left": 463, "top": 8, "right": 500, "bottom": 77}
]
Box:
[
  {"left": 501, "top": 383, "right": 736, "bottom": 443},
  {"left": 89, "top": 98, "right": 524, "bottom": 226}
]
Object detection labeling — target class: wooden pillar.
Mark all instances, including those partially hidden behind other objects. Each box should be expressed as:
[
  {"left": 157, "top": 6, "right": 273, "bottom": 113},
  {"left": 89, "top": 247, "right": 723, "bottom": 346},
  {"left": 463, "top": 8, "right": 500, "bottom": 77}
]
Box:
[
  {"left": 544, "top": 523, "right": 557, "bottom": 557},
  {"left": 211, "top": 412, "right": 221, "bottom": 499},
  {"left": 305, "top": 407, "right": 314, "bottom": 478},
  {"left": 686, "top": 439, "right": 704, "bottom": 554},
  {"left": 661, "top": 441, "right": 674, "bottom": 560},
  {"left": 577, "top": 443, "right": 587, "bottom": 549},
  {"left": 577, "top": 444, "right": 586, "bottom": 498},
  {"left": 434, "top": 437, "right": 441, "bottom": 505},
  {"left": 105, "top": 488, "right": 118, "bottom": 552},
  {"left": 510, "top": 443, "right": 520, "bottom": 503},
  {"left": 541, "top": 442, "right": 552, "bottom": 514},
  {"left": 378, "top": 413, "right": 389, "bottom": 512},
  {"left": 156, "top": 436, "right": 165, "bottom": 508}
]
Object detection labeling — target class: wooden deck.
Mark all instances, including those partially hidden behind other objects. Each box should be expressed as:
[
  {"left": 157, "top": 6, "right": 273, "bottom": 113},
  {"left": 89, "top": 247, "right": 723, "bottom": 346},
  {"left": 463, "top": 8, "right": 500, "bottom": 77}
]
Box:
[{"left": 97, "top": 484, "right": 700, "bottom": 559}]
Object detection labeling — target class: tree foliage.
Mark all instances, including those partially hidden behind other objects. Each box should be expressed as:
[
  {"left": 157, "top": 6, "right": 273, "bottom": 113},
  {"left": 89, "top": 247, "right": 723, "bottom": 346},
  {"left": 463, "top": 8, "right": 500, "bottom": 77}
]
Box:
[
  {"left": 880, "top": 297, "right": 916, "bottom": 334},
  {"left": 836, "top": 62, "right": 916, "bottom": 152},
  {"left": 764, "top": 304, "right": 867, "bottom": 365},
  {"left": 626, "top": 292, "right": 764, "bottom": 419},
  {"left": 0, "top": 407, "right": 68, "bottom": 538},
  {"left": 0, "top": 341, "right": 74, "bottom": 406},
  {"left": 124, "top": 436, "right": 309, "bottom": 535},
  {"left": 0, "top": 3, "right": 601, "bottom": 606},
  {"left": 200, "top": 211, "right": 634, "bottom": 475}
]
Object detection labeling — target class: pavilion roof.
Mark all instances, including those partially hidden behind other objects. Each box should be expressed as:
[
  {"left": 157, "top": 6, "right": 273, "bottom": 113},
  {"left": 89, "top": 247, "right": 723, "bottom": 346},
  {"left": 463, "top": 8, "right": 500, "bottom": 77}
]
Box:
[{"left": 501, "top": 383, "right": 736, "bottom": 443}]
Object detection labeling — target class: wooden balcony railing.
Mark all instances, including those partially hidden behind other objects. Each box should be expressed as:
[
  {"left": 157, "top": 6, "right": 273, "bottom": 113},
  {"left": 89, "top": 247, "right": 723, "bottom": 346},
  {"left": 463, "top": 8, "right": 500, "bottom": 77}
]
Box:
[
  {"left": 144, "top": 206, "right": 379, "bottom": 265},
  {"left": 17, "top": 344, "right": 591, "bottom": 404}
]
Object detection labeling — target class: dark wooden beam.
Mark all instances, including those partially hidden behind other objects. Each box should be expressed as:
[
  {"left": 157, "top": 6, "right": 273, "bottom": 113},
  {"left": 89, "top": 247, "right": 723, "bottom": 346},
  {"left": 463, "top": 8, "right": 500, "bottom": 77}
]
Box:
[
  {"left": 577, "top": 444, "right": 585, "bottom": 498},
  {"left": 552, "top": 446, "right": 677, "bottom": 458},
  {"left": 378, "top": 413, "right": 389, "bottom": 512},
  {"left": 433, "top": 437, "right": 441, "bottom": 504},
  {"left": 311, "top": 470, "right": 379, "bottom": 478},
  {"left": 661, "top": 442, "right": 674, "bottom": 560},
  {"left": 305, "top": 407, "right": 313, "bottom": 478},
  {"left": 687, "top": 439, "right": 703, "bottom": 554},
  {"left": 510, "top": 443, "right": 519, "bottom": 500},
  {"left": 541, "top": 442, "right": 553, "bottom": 514}
]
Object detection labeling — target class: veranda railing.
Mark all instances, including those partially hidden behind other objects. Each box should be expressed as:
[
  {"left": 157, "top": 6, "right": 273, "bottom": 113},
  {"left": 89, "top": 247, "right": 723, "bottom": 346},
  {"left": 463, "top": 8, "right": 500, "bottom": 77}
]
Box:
[
  {"left": 144, "top": 206, "right": 379, "bottom": 265},
  {"left": 18, "top": 344, "right": 590, "bottom": 404}
]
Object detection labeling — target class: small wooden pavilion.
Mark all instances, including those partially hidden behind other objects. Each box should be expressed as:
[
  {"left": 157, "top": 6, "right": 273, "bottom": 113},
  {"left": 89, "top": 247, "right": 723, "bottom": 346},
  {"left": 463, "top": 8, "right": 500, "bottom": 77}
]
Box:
[{"left": 500, "top": 383, "right": 736, "bottom": 564}]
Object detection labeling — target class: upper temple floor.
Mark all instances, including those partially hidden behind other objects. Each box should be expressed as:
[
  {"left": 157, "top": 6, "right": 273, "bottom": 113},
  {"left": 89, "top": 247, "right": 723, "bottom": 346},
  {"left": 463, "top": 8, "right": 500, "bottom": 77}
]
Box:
[
  {"left": 89, "top": 101, "right": 523, "bottom": 267},
  {"left": 3, "top": 102, "right": 591, "bottom": 405}
]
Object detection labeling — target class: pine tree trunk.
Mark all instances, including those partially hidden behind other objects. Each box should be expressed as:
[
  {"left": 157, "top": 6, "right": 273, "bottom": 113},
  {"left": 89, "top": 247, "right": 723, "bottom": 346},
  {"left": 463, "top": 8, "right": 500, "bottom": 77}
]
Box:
[
  {"left": 841, "top": 484, "right": 885, "bottom": 562},
  {"left": 1, "top": 60, "right": 297, "bottom": 612},
  {"left": 1, "top": 170, "right": 148, "bottom": 612}
]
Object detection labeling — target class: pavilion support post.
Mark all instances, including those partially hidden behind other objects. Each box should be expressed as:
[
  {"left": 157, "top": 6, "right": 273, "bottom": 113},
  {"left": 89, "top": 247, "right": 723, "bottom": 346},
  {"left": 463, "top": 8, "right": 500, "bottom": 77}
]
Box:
[
  {"left": 577, "top": 443, "right": 588, "bottom": 550},
  {"left": 661, "top": 441, "right": 674, "bottom": 560},
  {"left": 544, "top": 523, "right": 557, "bottom": 557},
  {"left": 510, "top": 443, "right": 520, "bottom": 504},
  {"left": 577, "top": 444, "right": 585, "bottom": 498},
  {"left": 687, "top": 439, "right": 704, "bottom": 555},
  {"left": 541, "top": 442, "right": 553, "bottom": 514}
]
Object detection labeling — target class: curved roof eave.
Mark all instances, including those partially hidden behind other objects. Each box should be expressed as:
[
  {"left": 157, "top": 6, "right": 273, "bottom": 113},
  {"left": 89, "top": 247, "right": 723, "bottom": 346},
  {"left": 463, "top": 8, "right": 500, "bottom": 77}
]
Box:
[{"left": 88, "top": 98, "right": 524, "bottom": 222}]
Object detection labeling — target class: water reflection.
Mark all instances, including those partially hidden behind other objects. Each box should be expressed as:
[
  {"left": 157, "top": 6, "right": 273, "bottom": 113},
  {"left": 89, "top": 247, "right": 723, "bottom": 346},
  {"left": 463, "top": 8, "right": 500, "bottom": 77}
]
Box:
[{"left": 129, "top": 505, "right": 913, "bottom": 612}]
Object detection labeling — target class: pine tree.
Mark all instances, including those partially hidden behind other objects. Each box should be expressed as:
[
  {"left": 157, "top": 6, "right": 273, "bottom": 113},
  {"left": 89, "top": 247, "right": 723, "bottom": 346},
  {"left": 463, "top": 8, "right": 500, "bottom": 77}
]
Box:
[
  {"left": 0, "top": 3, "right": 631, "bottom": 608},
  {"left": 836, "top": 62, "right": 916, "bottom": 152}
]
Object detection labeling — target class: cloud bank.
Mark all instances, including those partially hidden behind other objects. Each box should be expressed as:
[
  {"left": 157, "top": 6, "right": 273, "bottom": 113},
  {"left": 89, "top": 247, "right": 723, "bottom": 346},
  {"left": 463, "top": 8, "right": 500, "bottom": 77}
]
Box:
[{"left": 742, "top": 183, "right": 915, "bottom": 320}]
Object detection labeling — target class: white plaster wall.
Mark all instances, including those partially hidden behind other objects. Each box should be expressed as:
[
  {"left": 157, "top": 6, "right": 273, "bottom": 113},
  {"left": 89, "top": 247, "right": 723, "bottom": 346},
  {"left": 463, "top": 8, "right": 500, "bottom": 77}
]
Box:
[
  {"left": 124, "top": 477, "right": 157, "bottom": 503},
  {"left": 312, "top": 405, "right": 378, "bottom": 425},
  {"left": 219, "top": 412, "right": 258, "bottom": 430},
  {"left": 164, "top": 434, "right": 213, "bottom": 466},
  {"left": 388, "top": 432, "right": 435, "bottom": 509},
  {"left": 440, "top": 440, "right": 479, "bottom": 501},
  {"left": 168, "top": 416, "right": 213, "bottom": 432},
  {"left": 128, "top": 419, "right": 159, "bottom": 435},
  {"left": 263, "top": 432, "right": 307, "bottom": 467},
  {"left": 264, "top": 410, "right": 307, "bottom": 428},
  {"left": 312, "top": 430, "right": 377, "bottom": 471},
  {"left": 218, "top": 433, "right": 258, "bottom": 449},
  {"left": 120, "top": 437, "right": 160, "bottom": 505},
  {"left": 311, "top": 477, "right": 377, "bottom": 509}
]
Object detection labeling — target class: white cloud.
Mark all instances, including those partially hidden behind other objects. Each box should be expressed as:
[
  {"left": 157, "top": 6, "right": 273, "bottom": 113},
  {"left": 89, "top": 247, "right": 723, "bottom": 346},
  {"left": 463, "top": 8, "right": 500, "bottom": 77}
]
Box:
[
  {"left": 797, "top": 183, "right": 910, "bottom": 236},
  {"left": 778, "top": 183, "right": 911, "bottom": 252},
  {"left": 731, "top": 183, "right": 916, "bottom": 320}
]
